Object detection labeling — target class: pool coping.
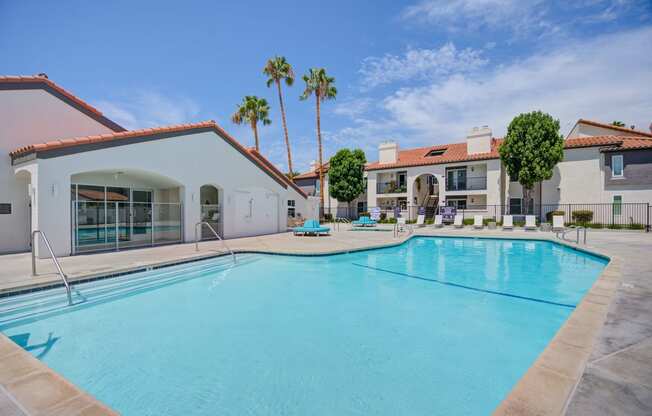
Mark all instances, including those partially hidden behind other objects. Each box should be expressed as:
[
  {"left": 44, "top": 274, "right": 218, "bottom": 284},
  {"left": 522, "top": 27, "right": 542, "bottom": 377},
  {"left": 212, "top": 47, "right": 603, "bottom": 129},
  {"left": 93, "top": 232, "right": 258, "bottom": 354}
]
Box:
[{"left": 0, "top": 231, "right": 620, "bottom": 415}]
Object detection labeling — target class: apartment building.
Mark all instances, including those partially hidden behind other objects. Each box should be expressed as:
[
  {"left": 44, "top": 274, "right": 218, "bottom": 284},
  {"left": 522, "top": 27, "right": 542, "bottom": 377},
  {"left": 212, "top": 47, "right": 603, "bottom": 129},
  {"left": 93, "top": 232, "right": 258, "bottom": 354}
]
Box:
[{"left": 295, "top": 119, "right": 652, "bottom": 221}]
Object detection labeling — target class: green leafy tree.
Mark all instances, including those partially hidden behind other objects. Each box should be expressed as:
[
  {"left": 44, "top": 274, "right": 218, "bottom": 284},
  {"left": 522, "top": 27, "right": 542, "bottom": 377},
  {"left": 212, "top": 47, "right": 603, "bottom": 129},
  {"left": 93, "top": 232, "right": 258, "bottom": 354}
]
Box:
[
  {"left": 328, "top": 148, "right": 367, "bottom": 215},
  {"left": 300, "top": 68, "right": 337, "bottom": 209},
  {"left": 231, "top": 96, "right": 271, "bottom": 152},
  {"left": 264, "top": 56, "right": 295, "bottom": 174},
  {"left": 499, "top": 111, "right": 564, "bottom": 211},
  {"left": 612, "top": 121, "right": 625, "bottom": 127}
]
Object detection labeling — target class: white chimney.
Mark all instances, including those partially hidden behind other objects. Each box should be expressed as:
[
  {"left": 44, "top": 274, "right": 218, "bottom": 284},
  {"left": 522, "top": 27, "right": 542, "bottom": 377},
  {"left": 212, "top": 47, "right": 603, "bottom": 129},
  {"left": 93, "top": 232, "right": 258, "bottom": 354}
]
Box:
[
  {"left": 378, "top": 141, "right": 399, "bottom": 164},
  {"left": 310, "top": 160, "right": 318, "bottom": 172},
  {"left": 466, "top": 126, "right": 492, "bottom": 155}
]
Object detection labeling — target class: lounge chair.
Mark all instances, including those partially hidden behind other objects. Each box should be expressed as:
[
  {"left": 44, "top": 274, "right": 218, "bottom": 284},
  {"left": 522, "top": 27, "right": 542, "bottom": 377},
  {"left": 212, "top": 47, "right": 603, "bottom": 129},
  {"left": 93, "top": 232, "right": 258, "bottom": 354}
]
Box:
[
  {"left": 453, "top": 214, "right": 464, "bottom": 228},
  {"left": 352, "top": 216, "right": 377, "bottom": 227},
  {"left": 473, "top": 215, "right": 484, "bottom": 229},
  {"left": 525, "top": 215, "right": 537, "bottom": 230},
  {"left": 552, "top": 215, "right": 565, "bottom": 232},
  {"left": 292, "top": 219, "right": 330, "bottom": 236},
  {"left": 415, "top": 214, "right": 425, "bottom": 228},
  {"left": 502, "top": 215, "right": 513, "bottom": 230},
  {"left": 433, "top": 215, "right": 443, "bottom": 228}
]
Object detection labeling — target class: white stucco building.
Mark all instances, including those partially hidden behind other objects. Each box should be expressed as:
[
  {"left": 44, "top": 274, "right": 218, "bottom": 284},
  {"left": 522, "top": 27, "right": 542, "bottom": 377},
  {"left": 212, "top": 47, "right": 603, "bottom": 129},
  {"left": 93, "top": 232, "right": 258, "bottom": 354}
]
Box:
[
  {"left": 294, "top": 119, "right": 652, "bottom": 225},
  {"left": 1, "top": 75, "right": 317, "bottom": 257}
]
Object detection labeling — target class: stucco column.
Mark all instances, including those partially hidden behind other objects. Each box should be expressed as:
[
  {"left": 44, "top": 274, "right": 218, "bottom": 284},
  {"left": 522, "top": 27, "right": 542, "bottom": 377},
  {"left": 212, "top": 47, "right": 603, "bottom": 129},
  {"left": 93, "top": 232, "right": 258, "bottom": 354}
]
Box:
[
  {"left": 35, "top": 163, "right": 71, "bottom": 257},
  {"left": 182, "top": 186, "right": 200, "bottom": 243},
  {"left": 366, "top": 171, "right": 378, "bottom": 209}
]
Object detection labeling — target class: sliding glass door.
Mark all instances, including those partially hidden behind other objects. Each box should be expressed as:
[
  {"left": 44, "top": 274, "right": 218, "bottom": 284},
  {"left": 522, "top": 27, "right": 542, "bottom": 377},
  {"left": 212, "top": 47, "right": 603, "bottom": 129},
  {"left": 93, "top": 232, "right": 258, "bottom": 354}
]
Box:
[{"left": 72, "top": 185, "right": 169, "bottom": 253}]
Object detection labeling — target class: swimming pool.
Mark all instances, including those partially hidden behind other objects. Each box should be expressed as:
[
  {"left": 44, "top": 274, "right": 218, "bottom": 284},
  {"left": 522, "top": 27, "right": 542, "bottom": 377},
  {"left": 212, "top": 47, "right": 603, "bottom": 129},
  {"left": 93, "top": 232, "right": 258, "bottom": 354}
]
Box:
[{"left": 0, "top": 237, "right": 607, "bottom": 415}]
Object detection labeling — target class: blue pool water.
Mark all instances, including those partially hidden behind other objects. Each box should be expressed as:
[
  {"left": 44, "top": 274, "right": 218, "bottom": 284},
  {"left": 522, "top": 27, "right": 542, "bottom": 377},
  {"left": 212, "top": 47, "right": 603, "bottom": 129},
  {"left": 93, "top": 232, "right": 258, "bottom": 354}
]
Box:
[{"left": 0, "top": 237, "right": 607, "bottom": 415}]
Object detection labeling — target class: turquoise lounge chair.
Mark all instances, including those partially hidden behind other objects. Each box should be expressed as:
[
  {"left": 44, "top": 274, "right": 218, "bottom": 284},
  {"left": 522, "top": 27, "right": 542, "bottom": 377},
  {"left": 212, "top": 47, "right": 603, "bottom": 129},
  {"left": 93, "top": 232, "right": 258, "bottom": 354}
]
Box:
[
  {"left": 352, "top": 216, "right": 377, "bottom": 227},
  {"left": 292, "top": 219, "right": 330, "bottom": 236}
]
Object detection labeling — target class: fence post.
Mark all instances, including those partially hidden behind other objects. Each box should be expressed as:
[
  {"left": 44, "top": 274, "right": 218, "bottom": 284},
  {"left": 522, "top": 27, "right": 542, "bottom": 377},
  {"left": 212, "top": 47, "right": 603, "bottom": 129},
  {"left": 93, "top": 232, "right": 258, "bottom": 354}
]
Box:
[{"left": 647, "top": 203, "right": 650, "bottom": 233}]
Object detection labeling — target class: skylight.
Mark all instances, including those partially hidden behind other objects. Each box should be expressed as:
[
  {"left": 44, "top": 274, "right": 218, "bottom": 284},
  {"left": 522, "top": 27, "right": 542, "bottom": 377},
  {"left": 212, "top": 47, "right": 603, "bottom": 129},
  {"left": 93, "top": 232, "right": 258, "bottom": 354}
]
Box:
[{"left": 426, "top": 149, "right": 446, "bottom": 157}]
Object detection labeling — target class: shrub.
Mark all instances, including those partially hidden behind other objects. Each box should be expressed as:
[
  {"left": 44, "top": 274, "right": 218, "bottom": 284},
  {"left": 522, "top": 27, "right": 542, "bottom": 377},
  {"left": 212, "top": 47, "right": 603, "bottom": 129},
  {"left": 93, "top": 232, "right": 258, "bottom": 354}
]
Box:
[
  {"left": 587, "top": 223, "right": 604, "bottom": 229},
  {"left": 546, "top": 210, "right": 565, "bottom": 221},
  {"left": 463, "top": 218, "right": 474, "bottom": 225},
  {"left": 572, "top": 210, "right": 593, "bottom": 224},
  {"left": 607, "top": 223, "right": 623, "bottom": 229},
  {"left": 323, "top": 213, "right": 333, "bottom": 222},
  {"left": 627, "top": 223, "right": 645, "bottom": 230},
  {"left": 380, "top": 212, "right": 387, "bottom": 221}
]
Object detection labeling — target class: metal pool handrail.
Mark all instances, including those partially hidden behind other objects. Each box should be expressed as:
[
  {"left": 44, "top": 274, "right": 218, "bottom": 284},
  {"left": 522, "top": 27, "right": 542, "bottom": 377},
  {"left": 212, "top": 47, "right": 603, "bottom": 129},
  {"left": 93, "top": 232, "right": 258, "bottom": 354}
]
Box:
[
  {"left": 557, "top": 226, "right": 587, "bottom": 245},
  {"left": 32, "top": 230, "right": 73, "bottom": 306},
  {"left": 195, "top": 222, "right": 236, "bottom": 263}
]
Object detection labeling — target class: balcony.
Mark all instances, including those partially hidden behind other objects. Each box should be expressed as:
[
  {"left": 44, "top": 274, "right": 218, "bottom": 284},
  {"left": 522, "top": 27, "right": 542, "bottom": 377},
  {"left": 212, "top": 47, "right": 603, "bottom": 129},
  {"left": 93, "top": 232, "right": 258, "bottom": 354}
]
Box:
[
  {"left": 446, "top": 176, "right": 487, "bottom": 191},
  {"left": 377, "top": 181, "right": 407, "bottom": 194}
]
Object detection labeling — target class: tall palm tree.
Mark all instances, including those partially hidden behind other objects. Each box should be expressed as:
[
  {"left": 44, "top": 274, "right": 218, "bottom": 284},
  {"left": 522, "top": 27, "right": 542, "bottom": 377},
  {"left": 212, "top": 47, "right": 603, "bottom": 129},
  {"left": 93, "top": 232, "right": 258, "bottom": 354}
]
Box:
[
  {"left": 300, "top": 68, "right": 337, "bottom": 209},
  {"left": 231, "top": 96, "right": 271, "bottom": 152},
  {"left": 264, "top": 56, "right": 295, "bottom": 175}
]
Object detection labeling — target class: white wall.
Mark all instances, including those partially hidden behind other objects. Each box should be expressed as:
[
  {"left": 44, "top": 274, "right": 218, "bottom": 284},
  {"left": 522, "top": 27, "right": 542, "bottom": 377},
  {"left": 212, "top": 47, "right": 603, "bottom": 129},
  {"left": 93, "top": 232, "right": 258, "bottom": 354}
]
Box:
[
  {"left": 16, "top": 130, "right": 300, "bottom": 256},
  {"left": 568, "top": 123, "right": 639, "bottom": 138},
  {"left": 0, "top": 89, "right": 116, "bottom": 253}
]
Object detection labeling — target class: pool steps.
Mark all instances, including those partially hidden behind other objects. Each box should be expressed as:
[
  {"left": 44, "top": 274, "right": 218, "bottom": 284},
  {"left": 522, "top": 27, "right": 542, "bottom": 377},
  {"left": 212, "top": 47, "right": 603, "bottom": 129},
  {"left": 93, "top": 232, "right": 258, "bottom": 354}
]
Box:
[{"left": 0, "top": 254, "right": 258, "bottom": 326}]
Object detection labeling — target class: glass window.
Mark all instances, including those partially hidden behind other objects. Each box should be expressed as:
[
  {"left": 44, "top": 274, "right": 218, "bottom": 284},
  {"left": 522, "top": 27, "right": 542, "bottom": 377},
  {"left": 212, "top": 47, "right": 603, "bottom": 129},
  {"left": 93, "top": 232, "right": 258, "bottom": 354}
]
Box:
[
  {"left": 613, "top": 195, "right": 622, "bottom": 215},
  {"left": 446, "top": 198, "right": 467, "bottom": 210},
  {"left": 287, "top": 199, "right": 296, "bottom": 217},
  {"left": 76, "top": 185, "right": 105, "bottom": 201},
  {"left": 106, "top": 187, "right": 130, "bottom": 201},
  {"left": 612, "top": 155, "right": 624, "bottom": 177},
  {"left": 509, "top": 198, "right": 522, "bottom": 215}
]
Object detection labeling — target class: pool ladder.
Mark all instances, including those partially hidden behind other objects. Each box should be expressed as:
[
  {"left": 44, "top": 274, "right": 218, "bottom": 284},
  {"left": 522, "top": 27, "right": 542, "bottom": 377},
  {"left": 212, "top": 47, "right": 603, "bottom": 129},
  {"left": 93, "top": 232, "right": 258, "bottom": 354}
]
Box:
[
  {"left": 556, "top": 226, "right": 587, "bottom": 245},
  {"left": 31, "top": 230, "right": 73, "bottom": 306},
  {"left": 194, "top": 222, "right": 236, "bottom": 264}
]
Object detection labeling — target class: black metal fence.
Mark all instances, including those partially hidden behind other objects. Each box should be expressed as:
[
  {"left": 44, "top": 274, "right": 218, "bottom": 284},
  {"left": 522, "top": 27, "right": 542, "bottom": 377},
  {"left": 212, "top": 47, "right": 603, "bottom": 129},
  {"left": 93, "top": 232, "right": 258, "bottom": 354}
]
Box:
[{"left": 321, "top": 203, "right": 651, "bottom": 231}]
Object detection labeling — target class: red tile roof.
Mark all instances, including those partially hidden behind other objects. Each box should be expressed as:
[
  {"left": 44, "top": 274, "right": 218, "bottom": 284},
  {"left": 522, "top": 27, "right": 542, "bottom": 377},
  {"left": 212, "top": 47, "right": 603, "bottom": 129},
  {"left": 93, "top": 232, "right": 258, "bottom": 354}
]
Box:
[
  {"left": 0, "top": 75, "right": 125, "bottom": 132},
  {"left": 247, "top": 148, "right": 308, "bottom": 198},
  {"left": 352, "top": 135, "right": 652, "bottom": 172},
  {"left": 577, "top": 119, "right": 652, "bottom": 138},
  {"left": 293, "top": 163, "right": 330, "bottom": 180},
  {"left": 10, "top": 120, "right": 299, "bottom": 192},
  {"left": 366, "top": 140, "right": 503, "bottom": 171},
  {"left": 600, "top": 137, "right": 652, "bottom": 151}
]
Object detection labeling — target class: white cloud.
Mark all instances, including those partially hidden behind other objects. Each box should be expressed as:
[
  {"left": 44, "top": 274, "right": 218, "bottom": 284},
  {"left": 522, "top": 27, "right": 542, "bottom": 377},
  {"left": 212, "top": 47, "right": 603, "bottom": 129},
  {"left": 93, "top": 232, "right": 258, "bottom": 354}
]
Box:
[
  {"left": 401, "top": 0, "right": 549, "bottom": 35},
  {"left": 381, "top": 27, "right": 652, "bottom": 141},
  {"left": 333, "top": 97, "right": 373, "bottom": 118},
  {"left": 332, "top": 26, "right": 652, "bottom": 160},
  {"left": 95, "top": 90, "right": 200, "bottom": 130},
  {"left": 359, "top": 43, "right": 487, "bottom": 89},
  {"left": 400, "top": 0, "right": 648, "bottom": 37}
]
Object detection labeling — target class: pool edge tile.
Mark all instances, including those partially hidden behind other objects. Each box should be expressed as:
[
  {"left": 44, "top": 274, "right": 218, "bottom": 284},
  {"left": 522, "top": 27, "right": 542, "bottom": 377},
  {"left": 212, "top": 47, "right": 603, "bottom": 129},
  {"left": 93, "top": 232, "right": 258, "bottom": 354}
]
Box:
[{"left": 0, "top": 334, "right": 118, "bottom": 416}]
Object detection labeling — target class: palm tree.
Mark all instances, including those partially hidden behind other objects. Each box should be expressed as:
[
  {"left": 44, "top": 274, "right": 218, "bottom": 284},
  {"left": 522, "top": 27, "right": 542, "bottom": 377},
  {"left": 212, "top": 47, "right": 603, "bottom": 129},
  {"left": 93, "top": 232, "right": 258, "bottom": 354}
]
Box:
[
  {"left": 264, "top": 56, "right": 295, "bottom": 175},
  {"left": 612, "top": 121, "right": 626, "bottom": 127},
  {"left": 300, "top": 68, "right": 337, "bottom": 209},
  {"left": 231, "top": 96, "right": 271, "bottom": 152}
]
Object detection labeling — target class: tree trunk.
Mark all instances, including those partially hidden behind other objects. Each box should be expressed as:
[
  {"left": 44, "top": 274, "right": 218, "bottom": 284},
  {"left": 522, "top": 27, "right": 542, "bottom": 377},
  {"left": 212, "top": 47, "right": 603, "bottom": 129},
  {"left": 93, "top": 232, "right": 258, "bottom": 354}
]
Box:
[
  {"left": 523, "top": 186, "right": 532, "bottom": 215},
  {"left": 316, "top": 95, "right": 325, "bottom": 212},
  {"left": 252, "top": 120, "right": 260, "bottom": 152},
  {"left": 276, "top": 80, "right": 293, "bottom": 175}
]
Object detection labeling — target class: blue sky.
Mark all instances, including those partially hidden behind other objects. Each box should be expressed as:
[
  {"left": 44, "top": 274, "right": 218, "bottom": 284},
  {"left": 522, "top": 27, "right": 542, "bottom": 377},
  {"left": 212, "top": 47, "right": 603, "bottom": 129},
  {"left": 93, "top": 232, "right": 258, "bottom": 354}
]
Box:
[{"left": 1, "top": 0, "right": 651, "bottom": 172}]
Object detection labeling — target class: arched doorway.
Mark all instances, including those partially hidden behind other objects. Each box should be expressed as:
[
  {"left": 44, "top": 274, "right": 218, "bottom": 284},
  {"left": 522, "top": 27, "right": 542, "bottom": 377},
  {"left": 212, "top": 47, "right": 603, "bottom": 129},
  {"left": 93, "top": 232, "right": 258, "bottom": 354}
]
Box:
[
  {"left": 413, "top": 174, "right": 439, "bottom": 218},
  {"left": 200, "top": 185, "right": 222, "bottom": 239}
]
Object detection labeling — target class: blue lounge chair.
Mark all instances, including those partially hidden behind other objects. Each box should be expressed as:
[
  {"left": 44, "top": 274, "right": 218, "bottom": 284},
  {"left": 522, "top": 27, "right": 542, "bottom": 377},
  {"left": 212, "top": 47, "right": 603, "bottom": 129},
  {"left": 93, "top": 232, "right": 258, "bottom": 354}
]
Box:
[
  {"left": 352, "top": 216, "right": 377, "bottom": 227},
  {"left": 292, "top": 219, "right": 330, "bottom": 236}
]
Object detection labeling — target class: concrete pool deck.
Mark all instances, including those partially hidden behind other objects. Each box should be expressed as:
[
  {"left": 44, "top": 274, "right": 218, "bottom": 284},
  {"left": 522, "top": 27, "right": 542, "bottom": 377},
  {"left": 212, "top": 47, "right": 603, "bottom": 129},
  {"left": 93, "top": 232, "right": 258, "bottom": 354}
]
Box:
[{"left": 0, "top": 226, "right": 650, "bottom": 415}]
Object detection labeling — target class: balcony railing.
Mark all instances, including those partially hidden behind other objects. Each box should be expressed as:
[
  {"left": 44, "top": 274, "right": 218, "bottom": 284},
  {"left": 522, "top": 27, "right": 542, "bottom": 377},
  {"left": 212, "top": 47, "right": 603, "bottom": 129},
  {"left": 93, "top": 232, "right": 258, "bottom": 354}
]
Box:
[
  {"left": 446, "top": 176, "right": 487, "bottom": 191},
  {"left": 377, "top": 182, "right": 407, "bottom": 194}
]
